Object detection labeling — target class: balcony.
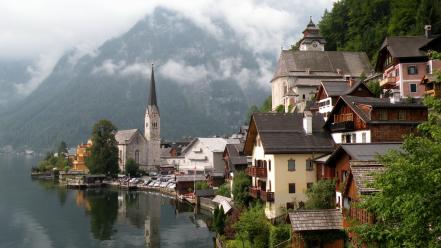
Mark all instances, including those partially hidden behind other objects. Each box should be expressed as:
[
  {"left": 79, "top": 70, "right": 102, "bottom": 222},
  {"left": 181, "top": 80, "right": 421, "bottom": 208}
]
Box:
[
  {"left": 260, "top": 190, "right": 274, "bottom": 202},
  {"left": 246, "top": 166, "right": 267, "bottom": 178},
  {"left": 379, "top": 77, "right": 397, "bottom": 88},
  {"left": 249, "top": 186, "right": 260, "bottom": 198},
  {"left": 330, "top": 121, "right": 354, "bottom": 132},
  {"left": 248, "top": 187, "right": 274, "bottom": 202}
]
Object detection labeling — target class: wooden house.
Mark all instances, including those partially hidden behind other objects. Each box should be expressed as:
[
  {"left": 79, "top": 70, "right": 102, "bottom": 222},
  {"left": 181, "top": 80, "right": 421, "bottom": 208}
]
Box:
[{"left": 324, "top": 95, "right": 427, "bottom": 144}]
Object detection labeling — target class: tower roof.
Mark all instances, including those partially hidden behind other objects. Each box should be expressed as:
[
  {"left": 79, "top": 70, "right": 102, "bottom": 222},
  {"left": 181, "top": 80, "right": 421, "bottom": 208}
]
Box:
[{"left": 148, "top": 64, "right": 158, "bottom": 107}]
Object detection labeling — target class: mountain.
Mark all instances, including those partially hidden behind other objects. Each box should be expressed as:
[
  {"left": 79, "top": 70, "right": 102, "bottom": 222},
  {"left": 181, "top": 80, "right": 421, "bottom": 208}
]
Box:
[
  {"left": 0, "top": 8, "right": 272, "bottom": 151},
  {"left": 0, "top": 60, "right": 32, "bottom": 109}
]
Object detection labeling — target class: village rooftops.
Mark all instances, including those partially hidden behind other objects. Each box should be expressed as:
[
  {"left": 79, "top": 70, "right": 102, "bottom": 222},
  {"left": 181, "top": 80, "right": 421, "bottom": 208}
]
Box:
[
  {"left": 289, "top": 209, "right": 343, "bottom": 231},
  {"left": 224, "top": 143, "right": 247, "bottom": 167},
  {"left": 244, "top": 112, "right": 334, "bottom": 155},
  {"left": 175, "top": 174, "right": 206, "bottom": 182},
  {"left": 326, "top": 143, "right": 402, "bottom": 165},
  {"left": 319, "top": 80, "right": 372, "bottom": 97},
  {"left": 350, "top": 161, "right": 385, "bottom": 195},
  {"left": 272, "top": 50, "right": 372, "bottom": 81}
]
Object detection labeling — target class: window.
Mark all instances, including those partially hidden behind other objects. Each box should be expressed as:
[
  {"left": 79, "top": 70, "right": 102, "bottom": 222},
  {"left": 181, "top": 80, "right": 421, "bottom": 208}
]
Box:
[
  {"left": 426, "top": 63, "right": 432, "bottom": 74},
  {"left": 268, "top": 160, "right": 271, "bottom": 171},
  {"left": 362, "top": 132, "right": 367, "bottom": 143},
  {"left": 288, "top": 159, "right": 296, "bottom": 171},
  {"left": 399, "top": 110, "right": 407, "bottom": 120},
  {"left": 307, "top": 182, "right": 313, "bottom": 190},
  {"left": 407, "top": 65, "right": 418, "bottom": 75},
  {"left": 289, "top": 183, "right": 296, "bottom": 193},
  {"left": 351, "top": 133, "right": 356, "bottom": 143},
  {"left": 286, "top": 202, "right": 295, "bottom": 209},
  {"left": 306, "top": 159, "right": 313, "bottom": 171},
  {"left": 410, "top": 83, "right": 417, "bottom": 93},
  {"left": 379, "top": 110, "right": 388, "bottom": 120},
  {"left": 135, "top": 150, "right": 139, "bottom": 164},
  {"left": 396, "top": 69, "right": 399, "bottom": 76}
]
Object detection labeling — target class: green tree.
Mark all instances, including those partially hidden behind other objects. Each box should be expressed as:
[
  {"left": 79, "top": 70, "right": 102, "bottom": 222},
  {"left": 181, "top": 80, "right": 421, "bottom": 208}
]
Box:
[
  {"left": 233, "top": 204, "right": 270, "bottom": 248},
  {"left": 275, "top": 104, "right": 284, "bottom": 113},
  {"left": 269, "top": 224, "right": 291, "bottom": 248},
  {"left": 232, "top": 171, "right": 251, "bottom": 207},
  {"left": 217, "top": 183, "right": 231, "bottom": 197},
  {"left": 366, "top": 80, "right": 381, "bottom": 97},
  {"left": 195, "top": 181, "right": 209, "bottom": 190},
  {"left": 351, "top": 96, "right": 441, "bottom": 246},
  {"left": 86, "top": 119, "right": 119, "bottom": 176},
  {"left": 213, "top": 206, "right": 227, "bottom": 235},
  {"left": 57, "top": 141, "right": 68, "bottom": 158},
  {"left": 125, "top": 158, "right": 139, "bottom": 177},
  {"left": 305, "top": 179, "right": 336, "bottom": 209},
  {"left": 259, "top": 96, "right": 272, "bottom": 112}
]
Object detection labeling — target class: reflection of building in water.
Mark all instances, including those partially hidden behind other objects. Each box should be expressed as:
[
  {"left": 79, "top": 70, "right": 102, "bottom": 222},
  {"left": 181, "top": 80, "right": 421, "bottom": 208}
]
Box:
[
  {"left": 75, "top": 190, "right": 91, "bottom": 210},
  {"left": 144, "top": 193, "right": 161, "bottom": 247}
]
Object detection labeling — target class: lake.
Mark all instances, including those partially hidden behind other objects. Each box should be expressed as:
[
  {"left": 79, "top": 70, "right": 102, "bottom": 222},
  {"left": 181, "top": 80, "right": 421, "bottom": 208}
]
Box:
[{"left": 0, "top": 155, "right": 214, "bottom": 248}]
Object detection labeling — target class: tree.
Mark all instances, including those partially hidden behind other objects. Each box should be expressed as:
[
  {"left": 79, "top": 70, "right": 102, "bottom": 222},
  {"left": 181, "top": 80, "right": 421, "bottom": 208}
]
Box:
[
  {"left": 125, "top": 158, "right": 139, "bottom": 177},
  {"left": 57, "top": 141, "right": 68, "bottom": 158},
  {"left": 232, "top": 171, "right": 251, "bottom": 207},
  {"left": 305, "top": 179, "right": 336, "bottom": 209},
  {"left": 233, "top": 204, "right": 270, "bottom": 248},
  {"left": 195, "top": 181, "right": 209, "bottom": 190},
  {"left": 213, "top": 206, "right": 227, "bottom": 235},
  {"left": 86, "top": 119, "right": 119, "bottom": 176},
  {"left": 351, "top": 95, "right": 441, "bottom": 246},
  {"left": 269, "top": 224, "right": 291, "bottom": 248},
  {"left": 366, "top": 80, "right": 381, "bottom": 97},
  {"left": 275, "top": 104, "right": 285, "bottom": 113},
  {"left": 217, "top": 183, "right": 231, "bottom": 197}
]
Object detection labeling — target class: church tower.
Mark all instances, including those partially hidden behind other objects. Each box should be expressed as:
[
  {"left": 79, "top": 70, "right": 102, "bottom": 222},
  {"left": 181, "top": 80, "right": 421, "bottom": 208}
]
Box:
[
  {"left": 145, "top": 64, "right": 161, "bottom": 167},
  {"left": 299, "top": 17, "right": 326, "bottom": 51}
]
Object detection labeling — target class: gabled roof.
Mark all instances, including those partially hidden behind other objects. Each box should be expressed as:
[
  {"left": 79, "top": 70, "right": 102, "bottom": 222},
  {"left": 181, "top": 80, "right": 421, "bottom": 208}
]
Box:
[
  {"left": 182, "top": 138, "right": 233, "bottom": 154},
  {"left": 324, "top": 95, "right": 427, "bottom": 127},
  {"left": 272, "top": 50, "right": 371, "bottom": 81},
  {"left": 224, "top": 143, "right": 247, "bottom": 166},
  {"left": 289, "top": 209, "right": 343, "bottom": 231},
  {"left": 326, "top": 143, "right": 401, "bottom": 165},
  {"left": 115, "top": 129, "right": 143, "bottom": 145},
  {"left": 244, "top": 112, "right": 334, "bottom": 155},
  {"left": 319, "top": 80, "right": 373, "bottom": 98},
  {"left": 350, "top": 161, "right": 385, "bottom": 194},
  {"left": 194, "top": 189, "right": 215, "bottom": 197}
]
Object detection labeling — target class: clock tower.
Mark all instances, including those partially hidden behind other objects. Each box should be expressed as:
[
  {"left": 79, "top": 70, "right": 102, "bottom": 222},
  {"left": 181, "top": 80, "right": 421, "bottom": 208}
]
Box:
[
  {"left": 145, "top": 64, "right": 161, "bottom": 167},
  {"left": 299, "top": 17, "right": 326, "bottom": 51}
]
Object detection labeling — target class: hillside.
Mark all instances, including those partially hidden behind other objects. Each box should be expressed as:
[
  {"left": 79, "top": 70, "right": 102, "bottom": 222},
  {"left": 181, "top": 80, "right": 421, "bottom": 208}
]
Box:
[{"left": 0, "top": 8, "right": 271, "bottom": 151}]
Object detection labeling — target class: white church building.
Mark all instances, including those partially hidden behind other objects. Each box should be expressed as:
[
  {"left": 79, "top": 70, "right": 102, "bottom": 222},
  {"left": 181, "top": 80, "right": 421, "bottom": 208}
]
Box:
[{"left": 115, "top": 65, "right": 161, "bottom": 172}]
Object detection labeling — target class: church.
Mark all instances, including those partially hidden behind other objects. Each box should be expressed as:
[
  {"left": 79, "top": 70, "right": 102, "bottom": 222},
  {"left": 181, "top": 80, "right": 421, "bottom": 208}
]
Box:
[{"left": 115, "top": 65, "right": 161, "bottom": 173}]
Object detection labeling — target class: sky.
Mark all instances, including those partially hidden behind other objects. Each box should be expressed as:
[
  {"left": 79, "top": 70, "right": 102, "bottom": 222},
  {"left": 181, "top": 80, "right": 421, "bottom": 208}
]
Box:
[{"left": 0, "top": 0, "right": 335, "bottom": 94}]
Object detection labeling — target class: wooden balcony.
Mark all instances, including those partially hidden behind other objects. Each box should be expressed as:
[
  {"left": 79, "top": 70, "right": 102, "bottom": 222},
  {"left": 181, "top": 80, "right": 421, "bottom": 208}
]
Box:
[
  {"left": 260, "top": 190, "right": 274, "bottom": 202},
  {"left": 249, "top": 186, "right": 260, "bottom": 198},
  {"left": 379, "top": 77, "right": 397, "bottom": 88},
  {"left": 330, "top": 121, "right": 354, "bottom": 132},
  {"left": 246, "top": 166, "right": 267, "bottom": 178}
]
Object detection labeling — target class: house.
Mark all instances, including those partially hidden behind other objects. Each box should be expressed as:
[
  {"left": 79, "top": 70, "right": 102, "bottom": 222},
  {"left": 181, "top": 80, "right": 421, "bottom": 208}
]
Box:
[
  {"left": 316, "top": 79, "right": 374, "bottom": 118},
  {"left": 271, "top": 18, "right": 372, "bottom": 112},
  {"left": 324, "top": 143, "right": 400, "bottom": 216},
  {"left": 421, "top": 73, "right": 441, "bottom": 97},
  {"left": 160, "top": 141, "right": 189, "bottom": 174},
  {"left": 223, "top": 143, "right": 248, "bottom": 193},
  {"left": 289, "top": 209, "right": 345, "bottom": 248},
  {"left": 180, "top": 138, "right": 239, "bottom": 175},
  {"left": 375, "top": 25, "right": 441, "bottom": 98},
  {"left": 175, "top": 174, "right": 206, "bottom": 195},
  {"left": 72, "top": 140, "right": 92, "bottom": 172},
  {"left": 243, "top": 112, "right": 335, "bottom": 219},
  {"left": 324, "top": 95, "right": 427, "bottom": 144}
]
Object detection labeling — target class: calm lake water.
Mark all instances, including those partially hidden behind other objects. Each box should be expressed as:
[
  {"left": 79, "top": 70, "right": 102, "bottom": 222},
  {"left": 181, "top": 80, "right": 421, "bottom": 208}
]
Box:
[{"left": 0, "top": 155, "right": 214, "bottom": 248}]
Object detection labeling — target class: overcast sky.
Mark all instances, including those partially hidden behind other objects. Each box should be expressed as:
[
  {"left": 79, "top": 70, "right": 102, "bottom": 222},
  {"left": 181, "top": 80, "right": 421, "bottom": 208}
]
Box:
[{"left": 0, "top": 0, "right": 335, "bottom": 94}]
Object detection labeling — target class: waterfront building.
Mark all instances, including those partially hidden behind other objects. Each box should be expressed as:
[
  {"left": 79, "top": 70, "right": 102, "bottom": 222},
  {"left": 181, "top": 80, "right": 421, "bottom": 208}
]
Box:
[
  {"left": 243, "top": 112, "right": 335, "bottom": 220},
  {"left": 271, "top": 18, "right": 372, "bottom": 112},
  {"left": 324, "top": 95, "right": 427, "bottom": 144},
  {"left": 116, "top": 65, "right": 161, "bottom": 172},
  {"left": 376, "top": 25, "right": 441, "bottom": 98},
  {"left": 72, "top": 139, "right": 92, "bottom": 172}
]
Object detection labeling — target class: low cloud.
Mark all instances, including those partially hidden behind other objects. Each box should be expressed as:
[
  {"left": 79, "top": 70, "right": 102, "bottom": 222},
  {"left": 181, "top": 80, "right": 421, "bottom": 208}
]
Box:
[{"left": 159, "top": 59, "right": 209, "bottom": 84}]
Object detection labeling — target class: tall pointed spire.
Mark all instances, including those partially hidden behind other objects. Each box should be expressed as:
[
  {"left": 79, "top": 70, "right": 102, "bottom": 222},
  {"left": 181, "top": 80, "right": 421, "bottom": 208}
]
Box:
[{"left": 148, "top": 63, "right": 158, "bottom": 107}]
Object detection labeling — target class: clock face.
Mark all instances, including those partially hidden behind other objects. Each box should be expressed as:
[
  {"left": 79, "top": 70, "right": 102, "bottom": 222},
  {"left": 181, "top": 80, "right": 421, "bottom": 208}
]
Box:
[{"left": 312, "top": 41, "right": 318, "bottom": 47}]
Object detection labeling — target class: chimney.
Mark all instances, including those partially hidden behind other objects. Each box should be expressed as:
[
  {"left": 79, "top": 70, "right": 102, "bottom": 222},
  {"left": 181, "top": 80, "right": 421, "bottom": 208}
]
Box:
[
  {"left": 303, "top": 111, "right": 313, "bottom": 135},
  {"left": 336, "top": 69, "right": 342, "bottom": 75},
  {"left": 425, "top": 25, "right": 432, "bottom": 38}
]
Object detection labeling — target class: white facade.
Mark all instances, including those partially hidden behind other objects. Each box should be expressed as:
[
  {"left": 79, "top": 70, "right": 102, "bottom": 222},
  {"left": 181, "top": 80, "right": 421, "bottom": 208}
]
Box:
[
  {"left": 145, "top": 106, "right": 161, "bottom": 167},
  {"left": 116, "top": 130, "right": 149, "bottom": 172},
  {"left": 331, "top": 130, "right": 371, "bottom": 144}
]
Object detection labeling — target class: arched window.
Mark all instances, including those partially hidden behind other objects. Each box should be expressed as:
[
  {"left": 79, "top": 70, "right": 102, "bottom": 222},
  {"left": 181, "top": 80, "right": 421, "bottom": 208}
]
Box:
[{"left": 135, "top": 150, "right": 140, "bottom": 164}]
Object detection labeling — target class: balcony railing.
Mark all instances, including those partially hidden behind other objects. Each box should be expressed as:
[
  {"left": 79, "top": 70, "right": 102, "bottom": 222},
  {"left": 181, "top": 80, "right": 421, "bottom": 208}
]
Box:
[
  {"left": 260, "top": 190, "right": 275, "bottom": 202},
  {"left": 249, "top": 186, "right": 260, "bottom": 198},
  {"left": 330, "top": 121, "right": 354, "bottom": 132},
  {"left": 246, "top": 166, "right": 267, "bottom": 178},
  {"left": 379, "top": 77, "right": 397, "bottom": 88}
]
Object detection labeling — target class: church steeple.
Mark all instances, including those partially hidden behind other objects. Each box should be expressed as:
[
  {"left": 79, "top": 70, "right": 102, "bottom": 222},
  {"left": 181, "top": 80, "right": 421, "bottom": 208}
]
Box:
[
  {"left": 148, "top": 64, "right": 159, "bottom": 111},
  {"left": 299, "top": 17, "right": 326, "bottom": 51}
]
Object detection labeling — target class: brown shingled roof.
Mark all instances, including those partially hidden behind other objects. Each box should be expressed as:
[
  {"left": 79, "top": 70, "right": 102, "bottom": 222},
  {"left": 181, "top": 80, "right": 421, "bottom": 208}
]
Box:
[
  {"left": 272, "top": 50, "right": 371, "bottom": 81},
  {"left": 289, "top": 209, "right": 343, "bottom": 231},
  {"left": 350, "top": 161, "right": 385, "bottom": 195}
]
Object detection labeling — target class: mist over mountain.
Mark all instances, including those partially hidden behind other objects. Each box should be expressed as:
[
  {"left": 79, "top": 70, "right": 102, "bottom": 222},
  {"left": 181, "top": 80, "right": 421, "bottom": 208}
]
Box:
[
  {"left": 0, "top": 60, "right": 32, "bottom": 109},
  {"left": 0, "top": 7, "right": 272, "bottom": 151}
]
